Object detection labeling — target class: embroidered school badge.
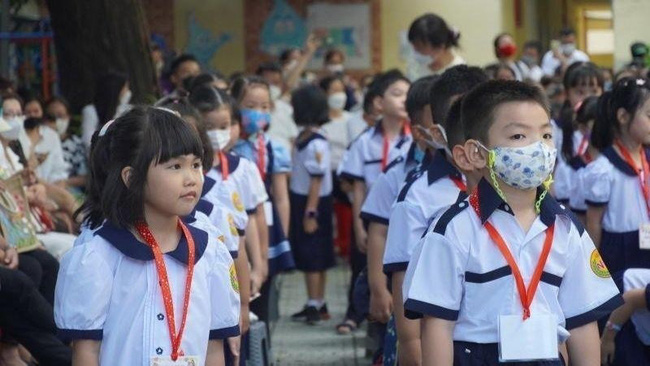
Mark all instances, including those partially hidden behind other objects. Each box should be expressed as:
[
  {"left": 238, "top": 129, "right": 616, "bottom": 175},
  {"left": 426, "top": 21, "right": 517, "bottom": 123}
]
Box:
[
  {"left": 231, "top": 192, "right": 244, "bottom": 212},
  {"left": 218, "top": 235, "right": 225, "bottom": 243},
  {"left": 229, "top": 263, "right": 239, "bottom": 293},
  {"left": 590, "top": 249, "right": 610, "bottom": 278},
  {"left": 227, "top": 214, "right": 238, "bottom": 236}
]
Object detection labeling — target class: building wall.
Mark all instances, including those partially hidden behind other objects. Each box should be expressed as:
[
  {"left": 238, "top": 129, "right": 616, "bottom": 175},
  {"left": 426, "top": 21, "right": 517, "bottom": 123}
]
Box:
[{"left": 612, "top": 0, "right": 650, "bottom": 70}]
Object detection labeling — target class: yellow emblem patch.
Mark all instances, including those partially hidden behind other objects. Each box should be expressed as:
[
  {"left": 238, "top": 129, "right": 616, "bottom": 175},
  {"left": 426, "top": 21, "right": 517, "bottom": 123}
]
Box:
[
  {"left": 227, "top": 214, "right": 239, "bottom": 236},
  {"left": 590, "top": 249, "right": 610, "bottom": 278},
  {"left": 218, "top": 235, "right": 225, "bottom": 243},
  {"left": 229, "top": 263, "right": 239, "bottom": 293},
  {"left": 232, "top": 192, "right": 244, "bottom": 212}
]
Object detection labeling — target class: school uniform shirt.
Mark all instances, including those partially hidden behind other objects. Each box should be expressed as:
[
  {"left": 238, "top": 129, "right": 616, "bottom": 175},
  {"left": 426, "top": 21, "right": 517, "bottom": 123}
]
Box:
[
  {"left": 541, "top": 49, "right": 590, "bottom": 77},
  {"left": 201, "top": 175, "right": 248, "bottom": 235},
  {"left": 346, "top": 110, "right": 371, "bottom": 142},
  {"left": 290, "top": 130, "right": 332, "bottom": 197},
  {"left": 232, "top": 133, "right": 292, "bottom": 184},
  {"left": 402, "top": 178, "right": 622, "bottom": 343},
  {"left": 268, "top": 99, "right": 299, "bottom": 155},
  {"left": 622, "top": 269, "right": 650, "bottom": 346},
  {"left": 192, "top": 199, "right": 240, "bottom": 258},
  {"left": 54, "top": 219, "right": 241, "bottom": 366},
  {"left": 19, "top": 126, "right": 70, "bottom": 183},
  {"left": 337, "top": 121, "right": 413, "bottom": 191},
  {"left": 322, "top": 111, "right": 351, "bottom": 171},
  {"left": 583, "top": 146, "right": 650, "bottom": 273},
  {"left": 359, "top": 145, "right": 421, "bottom": 225},
  {"left": 383, "top": 152, "right": 465, "bottom": 274},
  {"left": 553, "top": 130, "right": 586, "bottom": 204}
]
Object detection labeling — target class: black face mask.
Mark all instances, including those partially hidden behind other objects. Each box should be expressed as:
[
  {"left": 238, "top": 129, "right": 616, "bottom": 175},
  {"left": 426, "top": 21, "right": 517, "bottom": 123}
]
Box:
[{"left": 24, "top": 117, "right": 42, "bottom": 130}]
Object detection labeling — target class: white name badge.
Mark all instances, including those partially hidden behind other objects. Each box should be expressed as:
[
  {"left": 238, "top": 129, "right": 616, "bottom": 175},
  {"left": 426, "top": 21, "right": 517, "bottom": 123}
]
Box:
[
  {"left": 150, "top": 356, "right": 200, "bottom": 366},
  {"left": 640, "top": 223, "right": 650, "bottom": 250},
  {"left": 264, "top": 201, "right": 274, "bottom": 226},
  {"left": 498, "top": 314, "right": 559, "bottom": 362}
]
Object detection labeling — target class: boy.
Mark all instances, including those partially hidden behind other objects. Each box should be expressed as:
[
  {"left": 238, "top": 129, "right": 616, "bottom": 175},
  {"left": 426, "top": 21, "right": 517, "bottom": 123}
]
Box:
[
  {"left": 403, "top": 80, "right": 622, "bottom": 365},
  {"left": 383, "top": 65, "right": 487, "bottom": 366},
  {"left": 336, "top": 69, "right": 412, "bottom": 333}
]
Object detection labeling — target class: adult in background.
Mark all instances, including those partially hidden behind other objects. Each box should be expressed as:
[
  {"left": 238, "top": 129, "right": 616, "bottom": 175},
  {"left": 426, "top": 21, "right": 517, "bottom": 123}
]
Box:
[
  {"left": 541, "top": 27, "right": 589, "bottom": 77},
  {"left": 407, "top": 13, "right": 465, "bottom": 76}
]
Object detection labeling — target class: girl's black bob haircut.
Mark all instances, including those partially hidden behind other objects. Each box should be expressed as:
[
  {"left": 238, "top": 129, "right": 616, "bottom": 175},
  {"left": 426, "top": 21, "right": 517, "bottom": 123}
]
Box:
[
  {"left": 77, "top": 106, "right": 204, "bottom": 229},
  {"left": 291, "top": 85, "right": 329, "bottom": 127}
]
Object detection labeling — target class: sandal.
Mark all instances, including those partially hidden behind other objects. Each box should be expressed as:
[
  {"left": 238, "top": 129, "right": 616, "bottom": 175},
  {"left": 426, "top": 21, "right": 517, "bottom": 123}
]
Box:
[{"left": 335, "top": 319, "right": 358, "bottom": 335}]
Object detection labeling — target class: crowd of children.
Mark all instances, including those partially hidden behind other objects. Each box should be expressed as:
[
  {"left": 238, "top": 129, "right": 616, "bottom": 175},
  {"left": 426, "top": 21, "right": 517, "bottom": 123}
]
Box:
[{"left": 0, "top": 10, "right": 649, "bottom": 366}]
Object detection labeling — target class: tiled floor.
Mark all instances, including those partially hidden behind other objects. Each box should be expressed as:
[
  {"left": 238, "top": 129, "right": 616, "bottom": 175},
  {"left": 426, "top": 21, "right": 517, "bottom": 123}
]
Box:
[{"left": 271, "top": 263, "right": 367, "bottom": 365}]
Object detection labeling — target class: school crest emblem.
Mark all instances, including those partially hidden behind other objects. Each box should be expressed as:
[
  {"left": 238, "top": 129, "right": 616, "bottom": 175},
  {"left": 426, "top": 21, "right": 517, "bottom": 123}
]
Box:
[
  {"left": 229, "top": 263, "right": 239, "bottom": 293},
  {"left": 590, "top": 249, "right": 610, "bottom": 278},
  {"left": 231, "top": 192, "right": 244, "bottom": 212},
  {"left": 227, "top": 214, "right": 238, "bottom": 236}
]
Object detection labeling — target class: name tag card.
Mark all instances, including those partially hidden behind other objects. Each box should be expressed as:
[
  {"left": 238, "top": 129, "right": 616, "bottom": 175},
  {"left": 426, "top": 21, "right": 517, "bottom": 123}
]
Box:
[
  {"left": 640, "top": 223, "right": 650, "bottom": 250},
  {"left": 264, "top": 201, "right": 274, "bottom": 226},
  {"left": 151, "top": 356, "right": 200, "bottom": 366},
  {"left": 498, "top": 314, "right": 559, "bottom": 362}
]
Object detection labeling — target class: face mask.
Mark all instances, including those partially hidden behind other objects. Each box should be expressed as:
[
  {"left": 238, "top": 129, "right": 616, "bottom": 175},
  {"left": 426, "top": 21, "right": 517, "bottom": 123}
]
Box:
[
  {"left": 269, "top": 85, "right": 282, "bottom": 101},
  {"left": 476, "top": 140, "right": 557, "bottom": 190},
  {"left": 241, "top": 109, "right": 271, "bottom": 136},
  {"left": 416, "top": 124, "right": 450, "bottom": 155},
  {"left": 498, "top": 44, "right": 517, "bottom": 58},
  {"left": 120, "top": 89, "right": 132, "bottom": 106},
  {"left": 521, "top": 55, "right": 537, "bottom": 66},
  {"left": 328, "top": 92, "right": 347, "bottom": 111},
  {"left": 413, "top": 51, "right": 434, "bottom": 66},
  {"left": 207, "top": 129, "right": 231, "bottom": 151},
  {"left": 55, "top": 118, "right": 69, "bottom": 136},
  {"left": 1, "top": 116, "right": 23, "bottom": 141},
  {"left": 327, "top": 64, "right": 344, "bottom": 74},
  {"left": 561, "top": 43, "right": 576, "bottom": 56}
]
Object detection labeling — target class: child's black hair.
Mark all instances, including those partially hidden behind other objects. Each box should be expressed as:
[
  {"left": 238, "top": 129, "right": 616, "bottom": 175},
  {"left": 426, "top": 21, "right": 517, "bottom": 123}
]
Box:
[
  {"left": 159, "top": 97, "right": 213, "bottom": 170},
  {"left": 559, "top": 95, "right": 599, "bottom": 160},
  {"left": 229, "top": 75, "right": 270, "bottom": 104},
  {"left": 319, "top": 75, "right": 344, "bottom": 93},
  {"left": 461, "top": 80, "right": 550, "bottom": 144},
  {"left": 77, "top": 106, "right": 204, "bottom": 229},
  {"left": 559, "top": 62, "right": 604, "bottom": 159},
  {"left": 256, "top": 62, "right": 283, "bottom": 76},
  {"left": 279, "top": 48, "right": 300, "bottom": 65},
  {"left": 592, "top": 77, "right": 650, "bottom": 151},
  {"left": 291, "top": 85, "right": 329, "bottom": 127},
  {"left": 44, "top": 96, "right": 70, "bottom": 113},
  {"left": 408, "top": 13, "right": 460, "bottom": 49},
  {"left": 445, "top": 97, "right": 464, "bottom": 150},
  {"left": 170, "top": 54, "right": 199, "bottom": 76},
  {"left": 325, "top": 49, "right": 345, "bottom": 63},
  {"left": 362, "top": 87, "right": 378, "bottom": 115},
  {"left": 188, "top": 84, "right": 233, "bottom": 116},
  {"left": 94, "top": 71, "right": 128, "bottom": 127},
  {"left": 373, "top": 69, "right": 410, "bottom": 97},
  {"left": 183, "top": 72, "right": 225, "bottom": 93},
  {"left": 405, "top": 75, "right": 438, "bottom": 125},
  {"left": 429, "top": 65, "right": 488, "bottom": 128}
]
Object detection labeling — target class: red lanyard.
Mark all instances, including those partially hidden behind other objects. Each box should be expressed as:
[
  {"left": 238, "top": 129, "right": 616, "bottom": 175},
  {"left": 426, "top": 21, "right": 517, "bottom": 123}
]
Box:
[
  {"left": 219, "top": 151, "right": 229, "bottom": 181},
  {"left": 450, "top": 176, "right": 467, "bottom": 192},
  {"left": 615, "top": 140, "right": 650, "bottom": 216},
  {"left": 380, "top": 122, "right": 412, "bottom": 171},
  {"left": 256, "top": 134, "right": 266, "bottom": 181},
  {"left": 470, "top": 191, "right": 554, "bottom": 320},
  {"left": 135, "top": 220, "right": 195, "bottom": 361}
]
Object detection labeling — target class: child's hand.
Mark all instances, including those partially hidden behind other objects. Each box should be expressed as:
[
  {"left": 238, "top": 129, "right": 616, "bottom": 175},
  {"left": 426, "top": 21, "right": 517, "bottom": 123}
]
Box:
[
  {"left": 240, "top": 305, "right": 250, "bottom": 334},
  {"left": 355, "top": 229, "right": 368, "bottom": 254},
  {"left": 303, "top": 217, "right": 318, "bottom": 234},
  {"left": 369, "top": 286, "right": 393, "bottom": 324},
  {"left": 250, "top": 269, "right": 264, "bottom": 296},
  {"left": 601, "top": 332, "right": 616, "bottom": 365},
  {"left": 2, "top": 247, "right": 19, "bottom": 269}
]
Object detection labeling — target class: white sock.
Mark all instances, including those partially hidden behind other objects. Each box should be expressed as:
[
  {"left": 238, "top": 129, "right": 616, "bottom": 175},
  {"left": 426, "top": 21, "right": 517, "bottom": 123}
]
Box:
[
  {"left": 316, "top": 299, "right": 326, "bottom": 308},
  {"left": 306, "top": 299, "right": 320, "bottom": 307}
]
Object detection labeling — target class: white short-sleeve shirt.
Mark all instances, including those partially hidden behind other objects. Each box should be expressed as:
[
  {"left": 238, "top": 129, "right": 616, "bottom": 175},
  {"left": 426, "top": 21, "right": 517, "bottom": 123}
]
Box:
[
  {"left": 206, "top": 153, "right": 268, "bottom": 215},
  {"left": 384, "top": 152, "right": 465, "bottom": 273},
  {"left": 19, "top": 126, "right": 70, "bottom": 183},
  {"left": 201, "top": 175, "right": 248, "bottom": 233},
  {"left": 290, "top": 131, "right": 332, "bottom": 196},
  {"left": 583, "top": 146, "right": 650, "bottom": 232},
  {"left": 337, "top": 121, "right": 413, "bottom": 190},
  {"left": 192, "top": 199, "right": 240, "bottom": 258},
  {"left": 553, "top": 130, "right": 585, "bottom": 203},
  {"left": 54, "top": 220, "right": 240, "bottom": 366},
  {"left": 623, "top": 269, "right": 650, "bottom": 345},
  {"left": 402, "top": 178, "right": 622, "bottom": 343}
]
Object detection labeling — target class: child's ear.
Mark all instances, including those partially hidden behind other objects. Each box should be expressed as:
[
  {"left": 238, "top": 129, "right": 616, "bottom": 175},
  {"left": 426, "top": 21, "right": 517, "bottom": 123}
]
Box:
[
  {"left": 616, "top": 107, "right": 631, "bottom": 126},
  {"left": 121, "top": 167, "right": 133, "bottom": 188},
  {"left": 373, "top": 95, "right": 384, "bottom": 115},
  {"left": 452, "top": 144, "right": 473, "bottom": 172},
  {"left": 464, "top": 139, "right": 488, "bottom": 170}
]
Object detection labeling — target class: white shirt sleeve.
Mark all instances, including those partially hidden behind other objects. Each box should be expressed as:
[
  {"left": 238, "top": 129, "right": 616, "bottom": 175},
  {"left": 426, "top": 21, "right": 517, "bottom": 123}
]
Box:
[
  {"left": 541, "top": 51, "right": 560, "bottom": 77},
  {"left": 583, "top": 159, "right": 612, "bottom": 206},
  {"left": 81, "top": 105, "right": 99, "bottom": 149},
  {"left": 360, "top": 170, "right": 395, "bottom": 225},
  {"left": 35, "top": 128, "right": 70, "bottom": 183},
  {"left": 304, "top": 139, "right": 330, "bottom": 177},
  {"left": 208, "top": 241, "right": 241, "bottom": 339},
  {"left": 337, "top": 137, "right": 365, "bottom": 181},
  {"left": 384, "top": 201, "right": 428, "bottom": 272},
  {"left": 242, "top": 159, "right": 269, "bottom": 208}
]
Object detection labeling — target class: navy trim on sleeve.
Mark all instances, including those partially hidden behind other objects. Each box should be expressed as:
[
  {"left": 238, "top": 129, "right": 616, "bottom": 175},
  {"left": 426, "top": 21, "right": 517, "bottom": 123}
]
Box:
[
  {"left": 645, "top": 285, "right": 650, "bottom": 312},
  {"left": 383, "top": 262, "right": 408, "bottom": 274},
  {"left": 585, "top": 200, "right": 608, "bottom": 207},
  {"left": 229, "top": 250, "right": 239, "bottom": 259},
  {"left": 308, "top": 172, "right": 326, "bottom": 178},
  {"left": 565, "top": 294, "right": 624, "bottom": 330},
  {"left": 209, "top": 325, "right": 241, "bottom": 339},
  {"left": 246, "top": 208, "right": 257, "bottom": 215},
  {"left": 359, "top": 212, "right": 389, "bottom": 225},
  {"left": 403, "top": 299, "right": 459, "bottom": 321},
  {"left": 339, "top": 172, "right": 365, "bottom": 181},
  {"left": 237, "top": 229, "right": 245, "bottom": 236},
  {"left": 57, "top": 329, "right": 103, "bottom": 342}
]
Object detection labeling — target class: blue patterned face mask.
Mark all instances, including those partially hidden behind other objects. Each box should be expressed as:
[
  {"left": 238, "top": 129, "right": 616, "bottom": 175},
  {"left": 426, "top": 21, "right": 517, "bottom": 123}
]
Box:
[
  {"left": 241, "top": 109, "right": 270, "bottom": 136},
  {"left": 477, "top": 140, "right": 557, "bottom": 190}
]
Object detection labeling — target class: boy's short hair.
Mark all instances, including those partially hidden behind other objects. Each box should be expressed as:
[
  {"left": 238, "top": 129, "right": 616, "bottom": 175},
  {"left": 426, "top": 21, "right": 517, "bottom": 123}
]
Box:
[
  {"left": 373, "top": 69, "right": 410, "bottom": 97},
  {"left": 170, "top": 54, "right": 199, "bottom": 75},
  {"left": 405, "top": 75, "right": 438, "bottom": 124},
  {"left": 445, "top": 97, "right": 464, "bottom": 150},
  {"left": 429, "top": 65, "right": 488, "bottom": 128},
  {"left": 461, "top": 80, "right": 550, "bottom": 143},
  {"left": 291, "top": 85, "right": 329, "bottom": 127}
]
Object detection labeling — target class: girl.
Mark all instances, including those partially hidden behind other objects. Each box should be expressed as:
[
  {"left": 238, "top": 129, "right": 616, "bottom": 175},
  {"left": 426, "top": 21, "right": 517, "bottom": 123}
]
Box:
[
  {"left": 55, "top": 107, "right": 240, "bottom": 366},
  {"left": 407, "top": 13, "right": 465, "bottom": 76},
  {"left": 288, "top": 85, "right": 335, "bottom": 324},
  {"left": 553, "top": 62, "right": 603, "bottom": 205},
  {"left": 585, "top": 77, "right": 650, "bottom": 284},
  {"left": 320, "top": 75, "right": 351, "bottom": 175}
]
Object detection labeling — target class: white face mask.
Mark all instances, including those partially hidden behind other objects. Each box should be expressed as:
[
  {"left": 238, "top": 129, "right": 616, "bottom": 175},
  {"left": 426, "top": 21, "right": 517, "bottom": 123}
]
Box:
[
  {"left": 415, "top": 124, "right": 450, "bottom": 155},
  {"left": 413, "top": 51, "right": 434, "bottom": 66},
  {"left": 327, "top": 64, "right": 344, "bottom": 74},
  {"left": 269, "top": 85, "right": 282, "bottom": 101},
  {"left": 1, "top": 116, "right": 23, "bottom": 141},
  {"left": 120, "top": 89, "right": 132, "bottom": 106},
  {"left": 55, "top": 118, "right": 69, "bottom": 136},
  {"left": 561, "top": 43, "right": 576, "bottom": 56},
  {"left": 328, "top": 92, "right": 347, "bottom": 111},
  {"left": 207, "top": 129, "right": 231, "bottom": 151},
  {"left": 477, "top": 140, "right": 557, "bottom": 190}
]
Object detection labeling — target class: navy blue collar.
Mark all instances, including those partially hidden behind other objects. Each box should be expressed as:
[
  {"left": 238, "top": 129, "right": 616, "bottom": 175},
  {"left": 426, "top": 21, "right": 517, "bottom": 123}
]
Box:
[
  {"left": 372, "top": 119, "right": 409, "bottom": 138},
  {"left": 222, "top": 153, "right": 240, "bottom": 175},
  {"left": 602, "top": 146, "right": 650, "bottom": 177},
  {"left": 475, "top": 178, "right": 565, "bottom": 227},
  {"left": 194, "top": 198, "right": 214, "bottom": 216},
  {"left": 96, "top": 220, "right": 208, "bottom": 265},
  {"left": 296, "top": 131, "right": 326, "bottom": 151},
  {"left": 426, "top": 150, "right": 462, "bottom": 185},
  {"left": 201, "top": 176, "right": 216, "bottom": 197}
]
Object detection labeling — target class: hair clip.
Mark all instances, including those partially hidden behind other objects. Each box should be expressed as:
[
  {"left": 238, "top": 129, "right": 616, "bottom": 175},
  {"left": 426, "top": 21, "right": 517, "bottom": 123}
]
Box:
[
  {"left": 154, "top": 106, "right": 181, "bottom": 117},
  {"left": 98, "top": 119, "right": 115, "bottom": 136}
]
